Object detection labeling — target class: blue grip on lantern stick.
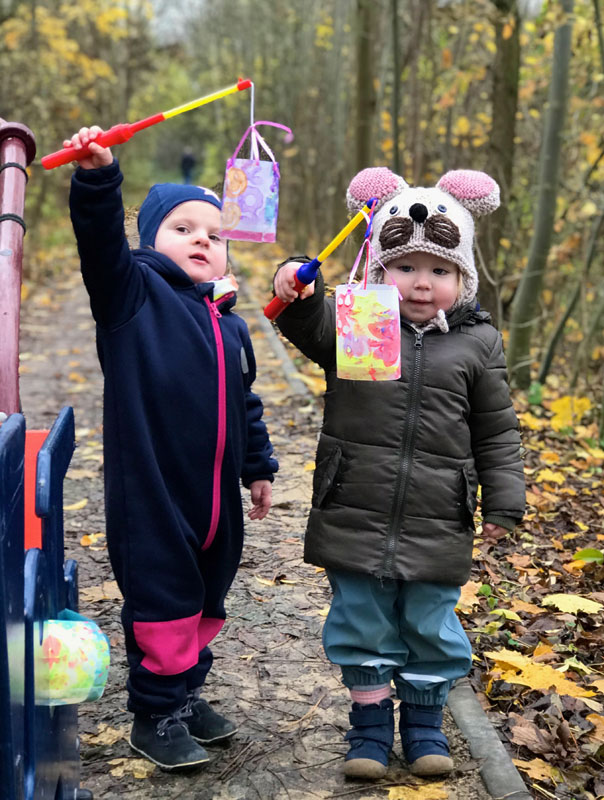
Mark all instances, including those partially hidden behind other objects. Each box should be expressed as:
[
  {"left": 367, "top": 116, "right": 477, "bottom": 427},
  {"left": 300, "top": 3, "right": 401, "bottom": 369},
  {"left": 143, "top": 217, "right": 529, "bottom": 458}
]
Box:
[{"left": 295, "top": 257, "right": 321, "bottom": 286}]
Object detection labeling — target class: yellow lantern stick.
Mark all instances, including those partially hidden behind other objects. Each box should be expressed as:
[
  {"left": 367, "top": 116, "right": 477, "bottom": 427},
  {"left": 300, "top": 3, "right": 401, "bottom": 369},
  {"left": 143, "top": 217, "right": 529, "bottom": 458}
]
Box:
[{"left": 263, "top": 201, "right": 376, "bottom": 321}]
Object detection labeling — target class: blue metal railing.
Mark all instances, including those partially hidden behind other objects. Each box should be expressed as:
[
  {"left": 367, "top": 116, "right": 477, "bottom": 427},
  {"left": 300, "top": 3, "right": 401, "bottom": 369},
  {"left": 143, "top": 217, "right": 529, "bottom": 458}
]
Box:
[{"left": 1, "top": 408, "right": 93, "bottom": 799}]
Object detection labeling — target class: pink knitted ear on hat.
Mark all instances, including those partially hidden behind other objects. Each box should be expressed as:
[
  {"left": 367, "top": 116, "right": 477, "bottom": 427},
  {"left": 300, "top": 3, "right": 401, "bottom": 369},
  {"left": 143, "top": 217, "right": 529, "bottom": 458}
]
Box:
[
  {"left": 437, "top": 170, "right": 500, "bottom": 216},
  {"left": 346, "top": 167, "right": 407, "bottom": 212}
]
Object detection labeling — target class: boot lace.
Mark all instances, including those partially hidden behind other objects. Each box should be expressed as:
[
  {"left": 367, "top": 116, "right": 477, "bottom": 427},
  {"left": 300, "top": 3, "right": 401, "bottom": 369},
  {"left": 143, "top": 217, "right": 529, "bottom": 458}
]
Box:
[{"left": 154, "top": 709, "right": 190, "bottom": 737}]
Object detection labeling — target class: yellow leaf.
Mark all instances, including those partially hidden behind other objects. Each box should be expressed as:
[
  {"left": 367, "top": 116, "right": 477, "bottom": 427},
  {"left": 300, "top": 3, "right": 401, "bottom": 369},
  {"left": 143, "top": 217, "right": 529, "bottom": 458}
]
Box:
[
  {"left": 388, "top": 783, "right": 448, "bottom": 800},
  {"left": 518, "top": 411, "right": 548, "bottom": 431},
  {"left": 81, "top": 724, "right": 128, "bottom": 746},
  {"left": 484, "top": 648, "right": 530, "bottom": 670},
  {"left": 541, "top": 593, "right": 603, "bottom": 614},
  {"left": 64, "top": 498, "right": 88, "bottom": 511},
  {"left": 485, "top": 649, "right": 596, "bottom": 698},
  {"left": 68, "top": 371, "right": 87, "bottom": 383},
  {"left": 490, "top": 608, "right": 522, "bottom": 621},
  {"left": 456, "top": 580, "right": 482, "bottom": 612},
  {"left": 108, "top": 757, "right": 155, "bottom": 778},
  {"left": 525, "top": 490, "right": 557, "bottom": 513},
  {"left": 563, "top": 560, "right": 585, "bottom": 573},
  {"left": 536, "top": 468, "right": 565, "bottom": 485},
  {"left": 585, "top": 446, "right": 604, "bottom": 461},
  {"left": 509, "top": 599, "right": 543, "bottom": 615},
  {"left": 254, "top": 576, "right": 275, "bottom": 587},
  {"left": 80, "top": 532, "right": 105, "bottom": 547},
  {"left": 533, "top": 642, "right": 554, "bottom": 658},
  {"left": 586, "top": 713, "right": 604, "bottom": 743},
  {"left": 513, "top": 757, "right": 560, "bottom": 782},
  {"left": 502, "top": 21, "right": 515, "bottom": 39},
  {"left": 580, "top": 200, "right": 598, "bottom": 217},
  {"left": 540, "top": 450, "right": 560, "bottom": 464},
  {"left": 303, "top": 461, "right": 315, "bottom": 472},
  {"left": 317, "top": 606, "right": 330, "bottom": 617},
  {"left": 454, "top": 116, "right": 471, "bottom": 136},
  {"left": 549, "top": 395, "right": 592, "bottom": 431}
]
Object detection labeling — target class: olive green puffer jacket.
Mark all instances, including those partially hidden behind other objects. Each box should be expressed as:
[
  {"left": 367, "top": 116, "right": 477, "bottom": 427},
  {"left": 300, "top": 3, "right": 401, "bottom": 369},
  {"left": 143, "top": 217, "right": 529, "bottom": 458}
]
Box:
[{"left": 276, "top": 270, "right": 525, "bottom": 586}]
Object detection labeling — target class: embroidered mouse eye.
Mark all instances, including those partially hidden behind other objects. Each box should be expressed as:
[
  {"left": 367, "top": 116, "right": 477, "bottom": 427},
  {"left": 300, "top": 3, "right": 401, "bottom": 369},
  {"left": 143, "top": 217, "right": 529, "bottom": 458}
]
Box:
[
  {"left": 437, "top": 204, "right": 447, "bottom": 213},
  {"left": 389, "top": 205, "right": 398, "bottom": 215}
]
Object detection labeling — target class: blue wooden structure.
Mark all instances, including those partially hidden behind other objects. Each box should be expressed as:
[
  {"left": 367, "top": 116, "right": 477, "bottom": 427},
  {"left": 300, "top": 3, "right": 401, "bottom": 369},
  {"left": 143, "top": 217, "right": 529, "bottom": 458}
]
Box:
[{"left": 0, "top": 408, "right": 93, "bottom": 799}]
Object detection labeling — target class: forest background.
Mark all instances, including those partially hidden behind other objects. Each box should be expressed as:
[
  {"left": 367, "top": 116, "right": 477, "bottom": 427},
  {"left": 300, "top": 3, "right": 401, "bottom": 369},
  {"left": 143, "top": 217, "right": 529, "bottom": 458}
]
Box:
[
  {"left": 1, "top": 0, "right": 603, "bottom": 400},
  {"left": 2, "top": 1, "right": 604, "bottom": 798}
]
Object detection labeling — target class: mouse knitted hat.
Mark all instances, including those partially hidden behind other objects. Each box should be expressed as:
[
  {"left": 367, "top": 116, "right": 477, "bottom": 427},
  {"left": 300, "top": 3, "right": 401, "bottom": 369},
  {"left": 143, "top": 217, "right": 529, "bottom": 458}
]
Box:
[
  {"left": 346, "top": 168, "right": 500, "bottom": 329},
  {"left": 138, "top": 184, "right": 222, "bottom": 248}
]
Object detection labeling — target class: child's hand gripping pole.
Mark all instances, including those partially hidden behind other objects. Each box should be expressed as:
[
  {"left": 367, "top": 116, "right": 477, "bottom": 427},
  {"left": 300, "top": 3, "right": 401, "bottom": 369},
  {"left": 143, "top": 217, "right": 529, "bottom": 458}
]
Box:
[
  {"left": 263, "top": 200, "right": 377, "bottom": 321},
  {"left": 41, "top": 79, "right": 252, "bottom": 170}
]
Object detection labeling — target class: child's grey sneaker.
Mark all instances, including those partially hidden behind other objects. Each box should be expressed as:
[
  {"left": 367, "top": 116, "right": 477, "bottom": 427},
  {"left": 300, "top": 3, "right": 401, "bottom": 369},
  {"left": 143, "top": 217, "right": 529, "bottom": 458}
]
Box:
[
  {"left": 130, "top": 712, "right": 210, "bottom": 770},
  {"left": 183, "top": 694, "right": 238, "bottom": 744}
]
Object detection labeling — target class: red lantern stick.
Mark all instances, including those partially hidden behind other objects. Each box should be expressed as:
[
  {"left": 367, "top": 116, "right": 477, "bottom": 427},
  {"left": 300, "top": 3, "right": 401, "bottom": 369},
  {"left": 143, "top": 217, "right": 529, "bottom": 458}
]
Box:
[{"left": 41, "top": 78, "right": 252, "bottom": 170}]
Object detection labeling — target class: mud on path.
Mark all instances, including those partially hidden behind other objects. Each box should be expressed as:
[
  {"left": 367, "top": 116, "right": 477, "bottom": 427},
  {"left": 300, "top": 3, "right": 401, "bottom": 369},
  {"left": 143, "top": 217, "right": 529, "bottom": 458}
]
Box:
[{"left": 18, "top": 256, "right": 490, "bottom": 800}]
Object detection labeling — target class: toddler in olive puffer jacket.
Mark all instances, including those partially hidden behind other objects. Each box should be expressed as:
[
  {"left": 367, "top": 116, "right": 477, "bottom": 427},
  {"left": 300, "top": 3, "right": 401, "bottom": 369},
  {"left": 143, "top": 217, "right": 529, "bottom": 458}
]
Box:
[{"left": 273, "top": 167, "right": 525, "bottom": 780}]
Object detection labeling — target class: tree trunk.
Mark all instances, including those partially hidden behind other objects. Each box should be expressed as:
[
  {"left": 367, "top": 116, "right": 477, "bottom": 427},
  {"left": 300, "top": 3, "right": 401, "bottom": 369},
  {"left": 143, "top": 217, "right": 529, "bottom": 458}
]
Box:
[
  {"left": 391, "top": 0, "right": 401, "bottom": 174},
  {"left": 506, "top": 0, "right": 574, "bottom": 388},
  {"left": 537, "top": 209, "right": 604, "bottom": 384},
  {"left": 476, "top": 1, "right": 521, "bottom": 328},
  {"left": 355, "top": 0, "right": 377, "bottom": 171},
  {"left": 594, "top": 0, "right": 604, "bottom": 71},
  {"left": 570, "top": 291, "right": 604, "bottom": 390}
]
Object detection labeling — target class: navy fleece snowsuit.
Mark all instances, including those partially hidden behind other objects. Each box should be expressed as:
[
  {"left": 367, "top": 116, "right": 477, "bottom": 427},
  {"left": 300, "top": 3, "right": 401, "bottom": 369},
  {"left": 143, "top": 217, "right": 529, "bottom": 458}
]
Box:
[{"left": 70, "top": 160, "right": 278, "bottom": 714}]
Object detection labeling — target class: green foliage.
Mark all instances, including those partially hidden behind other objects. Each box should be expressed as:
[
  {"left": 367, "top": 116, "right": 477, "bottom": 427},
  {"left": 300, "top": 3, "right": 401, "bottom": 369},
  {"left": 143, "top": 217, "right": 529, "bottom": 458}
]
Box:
[
  {"left": 573, "top": 548, "right": 604, "bottom": 564},
  {"left": 528, "top": 381, "right": 544, "bottom": 405}
]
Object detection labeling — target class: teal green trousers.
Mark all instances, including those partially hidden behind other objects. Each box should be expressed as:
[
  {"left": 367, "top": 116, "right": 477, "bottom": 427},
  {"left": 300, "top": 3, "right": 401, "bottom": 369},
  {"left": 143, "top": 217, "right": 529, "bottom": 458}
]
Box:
[{"left": 323, "top": 569, "right": 472, "bottom": 705}]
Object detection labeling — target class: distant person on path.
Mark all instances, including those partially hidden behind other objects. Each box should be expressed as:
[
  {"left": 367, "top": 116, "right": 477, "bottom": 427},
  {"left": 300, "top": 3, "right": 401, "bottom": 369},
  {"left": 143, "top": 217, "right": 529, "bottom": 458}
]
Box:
[
  {"left": 66, "top": 125, "right": 277, "bottom": 771},
  {"left": 273, "top": 167, "right": 525, "bottom": 780},
  {"left": 181, "top": 146, "right": 196, "bottom": 184}
]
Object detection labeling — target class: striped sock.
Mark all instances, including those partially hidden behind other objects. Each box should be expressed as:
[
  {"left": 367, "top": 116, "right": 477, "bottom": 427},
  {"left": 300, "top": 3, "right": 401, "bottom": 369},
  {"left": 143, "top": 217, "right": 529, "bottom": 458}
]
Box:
[{"left": 350, "top": 684, "right": 391, "bottom": 705}]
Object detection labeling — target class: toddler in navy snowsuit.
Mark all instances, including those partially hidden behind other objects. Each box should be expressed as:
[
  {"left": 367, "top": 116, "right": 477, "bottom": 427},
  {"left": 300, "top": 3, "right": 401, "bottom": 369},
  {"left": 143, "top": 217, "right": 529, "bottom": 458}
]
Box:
[{"left": 67, "top": 125, "right": 278, "bottom": 770}]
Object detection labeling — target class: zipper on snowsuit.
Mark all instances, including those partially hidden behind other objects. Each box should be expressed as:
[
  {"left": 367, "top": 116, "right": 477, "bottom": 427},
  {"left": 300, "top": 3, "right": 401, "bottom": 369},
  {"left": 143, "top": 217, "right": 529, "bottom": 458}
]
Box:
[{"left": 381, "top": 330, "right": 424, "bottom": 576}]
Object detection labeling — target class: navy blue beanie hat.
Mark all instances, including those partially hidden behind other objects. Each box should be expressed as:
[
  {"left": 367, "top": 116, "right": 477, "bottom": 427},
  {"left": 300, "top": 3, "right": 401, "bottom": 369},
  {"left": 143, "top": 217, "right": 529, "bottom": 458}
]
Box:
[{"left": 137, "top": 183, "right": 222, "bottom": 248}]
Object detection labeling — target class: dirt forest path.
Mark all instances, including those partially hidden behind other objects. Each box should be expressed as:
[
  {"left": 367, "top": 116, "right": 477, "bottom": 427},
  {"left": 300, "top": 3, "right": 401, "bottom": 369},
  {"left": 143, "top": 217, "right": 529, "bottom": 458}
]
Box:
[{"left": 18, "top": 258, "right": 490, "bottom": 800}]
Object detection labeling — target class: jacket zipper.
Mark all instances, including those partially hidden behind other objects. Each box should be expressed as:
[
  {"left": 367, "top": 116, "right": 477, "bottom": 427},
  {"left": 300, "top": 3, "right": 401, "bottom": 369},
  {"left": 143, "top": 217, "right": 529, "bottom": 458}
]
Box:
[
  {"left": 381, "top": 330, "right": 424, "bottom": 576},
  {"left": 202, "top": 297, "right": 227, "bottom": 551}
]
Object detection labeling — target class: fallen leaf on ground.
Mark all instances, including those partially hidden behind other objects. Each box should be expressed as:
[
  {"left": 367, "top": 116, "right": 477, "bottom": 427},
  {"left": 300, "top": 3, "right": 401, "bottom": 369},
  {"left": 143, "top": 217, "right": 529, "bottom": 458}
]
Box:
[
  {"left": 108, "top": 758, "right": 155, "bottom": 778},
  {"left": 81, "top": 724, "right": 129, "bottom": 746},
  {"left": 388, "top": 783, "right": 447, "bottom": 799},
  {"left": 64, "top": 498, "right": 88, "bottom": 511},
  {"left": 541, "top": 593, "right": 603, "bottom": 614}
]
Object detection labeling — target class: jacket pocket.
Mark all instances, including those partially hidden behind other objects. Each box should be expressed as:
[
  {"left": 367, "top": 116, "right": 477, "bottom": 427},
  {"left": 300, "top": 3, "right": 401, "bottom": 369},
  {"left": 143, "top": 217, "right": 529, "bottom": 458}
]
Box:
[
  {"left": 460, "top": 465, "right": 477, "bottom": 530},
  {"left": 312, "top": 445, "right": 342, "bottom": 508}
]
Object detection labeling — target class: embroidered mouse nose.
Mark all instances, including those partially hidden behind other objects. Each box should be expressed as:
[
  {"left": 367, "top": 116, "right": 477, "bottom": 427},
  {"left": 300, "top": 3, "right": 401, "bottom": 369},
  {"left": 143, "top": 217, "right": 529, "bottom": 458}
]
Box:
[{"left": 409, "top": 203, "right": 428, "bottom": 224}]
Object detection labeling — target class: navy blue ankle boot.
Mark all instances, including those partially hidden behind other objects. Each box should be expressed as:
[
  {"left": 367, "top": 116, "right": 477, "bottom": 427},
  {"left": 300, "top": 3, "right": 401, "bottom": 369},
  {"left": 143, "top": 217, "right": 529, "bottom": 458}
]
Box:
[
  {"left": 343, "top": 698, "right": 394, "bottom": 779},
  {"left": 399, "top": 702, "right": 454, "bottom": 775}
]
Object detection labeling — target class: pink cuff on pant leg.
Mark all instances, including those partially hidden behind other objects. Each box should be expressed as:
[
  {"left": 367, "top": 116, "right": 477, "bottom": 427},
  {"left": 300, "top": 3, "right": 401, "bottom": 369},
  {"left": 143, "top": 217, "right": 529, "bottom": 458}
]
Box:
[
  {"left": 133, "top": 613, "right": 226, "bottom": 676},
  {"left": 197, "top": 617, "right": 224, "bottom": 651},
  {"left": 134, "top": 612, "right": 203, "bottom": 675}
]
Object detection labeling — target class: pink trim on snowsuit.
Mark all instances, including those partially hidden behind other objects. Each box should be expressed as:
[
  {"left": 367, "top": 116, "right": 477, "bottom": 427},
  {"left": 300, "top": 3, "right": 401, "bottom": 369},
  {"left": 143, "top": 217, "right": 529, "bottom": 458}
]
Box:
[
  {"left": 134, "top": 613, "right": 225, "bottom": 675},
  {"left": 202, "top": 296, "right": 228, "bottom": 552}
]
